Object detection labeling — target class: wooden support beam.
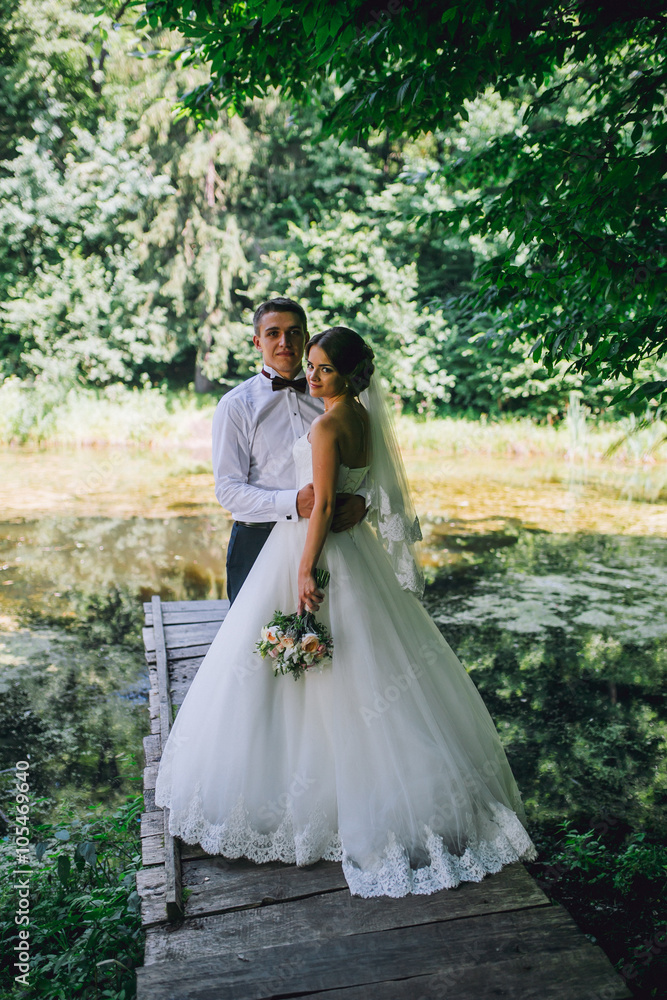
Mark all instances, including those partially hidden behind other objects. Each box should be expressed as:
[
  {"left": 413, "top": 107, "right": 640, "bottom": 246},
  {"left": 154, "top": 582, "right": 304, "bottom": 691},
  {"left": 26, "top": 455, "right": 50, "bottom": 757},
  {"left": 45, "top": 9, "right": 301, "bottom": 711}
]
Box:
[{"left": 151, "top": 595, "right": 183, "bottom": 923}]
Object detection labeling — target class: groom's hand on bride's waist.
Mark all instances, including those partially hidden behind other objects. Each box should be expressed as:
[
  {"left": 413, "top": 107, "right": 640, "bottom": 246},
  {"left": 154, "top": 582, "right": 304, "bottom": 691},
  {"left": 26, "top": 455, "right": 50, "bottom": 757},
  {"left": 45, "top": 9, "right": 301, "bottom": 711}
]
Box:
[
  {"left": 296, "top": 484, "right": 315, "bottom": 518},
  {"left": 297, "top": 486, "right": 366, "bottom": 531},
  {"left": 332, "top": 494, "right": 366, "bottom": 532}
]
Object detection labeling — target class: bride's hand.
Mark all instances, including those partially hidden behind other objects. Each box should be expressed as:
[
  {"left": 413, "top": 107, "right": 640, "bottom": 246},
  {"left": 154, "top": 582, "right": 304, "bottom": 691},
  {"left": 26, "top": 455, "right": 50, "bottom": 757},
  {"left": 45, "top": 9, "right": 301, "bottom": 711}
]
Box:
[{"left": 298, "top": 567, "right": 324, "bottom": 615}]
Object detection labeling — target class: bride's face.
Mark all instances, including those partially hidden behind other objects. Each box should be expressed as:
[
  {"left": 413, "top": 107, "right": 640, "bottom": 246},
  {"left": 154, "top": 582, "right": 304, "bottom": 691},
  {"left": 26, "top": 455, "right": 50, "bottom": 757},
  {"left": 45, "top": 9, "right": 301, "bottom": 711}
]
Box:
[{"left": 306, "top": 344, "right": 347, "bottom": 399}]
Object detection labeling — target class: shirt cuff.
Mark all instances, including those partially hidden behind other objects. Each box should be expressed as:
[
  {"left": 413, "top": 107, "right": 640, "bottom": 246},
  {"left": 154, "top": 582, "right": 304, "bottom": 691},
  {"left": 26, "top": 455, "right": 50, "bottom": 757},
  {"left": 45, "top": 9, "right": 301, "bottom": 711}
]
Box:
[
  {"left": 355, "top": 486, "right": 370, "bottom": 508},
  {"left": 275, "top": 489, "right": 299, "bottom": 522}
]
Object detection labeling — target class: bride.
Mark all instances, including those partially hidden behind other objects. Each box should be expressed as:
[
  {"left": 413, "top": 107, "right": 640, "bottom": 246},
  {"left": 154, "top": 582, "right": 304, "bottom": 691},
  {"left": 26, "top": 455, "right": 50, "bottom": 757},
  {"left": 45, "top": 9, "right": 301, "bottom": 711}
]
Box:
[{"left": 155, "top": 326, "right": 536, "bottom": 898}]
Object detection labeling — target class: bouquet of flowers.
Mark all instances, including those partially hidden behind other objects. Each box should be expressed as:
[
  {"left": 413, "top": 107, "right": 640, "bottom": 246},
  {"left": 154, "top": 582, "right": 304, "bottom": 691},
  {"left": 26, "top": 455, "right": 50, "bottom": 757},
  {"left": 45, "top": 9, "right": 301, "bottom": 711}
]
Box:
[{"left": 256, "top": 569, "right": 333, "bottom": 680}]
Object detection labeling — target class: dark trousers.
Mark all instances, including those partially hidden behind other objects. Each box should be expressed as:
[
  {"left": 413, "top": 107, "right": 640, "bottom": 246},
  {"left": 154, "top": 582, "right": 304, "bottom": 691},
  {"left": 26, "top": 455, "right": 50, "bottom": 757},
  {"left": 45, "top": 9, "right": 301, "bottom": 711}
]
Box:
[{"left": 226, "top": 521, "right": 276, "bottom": 604}]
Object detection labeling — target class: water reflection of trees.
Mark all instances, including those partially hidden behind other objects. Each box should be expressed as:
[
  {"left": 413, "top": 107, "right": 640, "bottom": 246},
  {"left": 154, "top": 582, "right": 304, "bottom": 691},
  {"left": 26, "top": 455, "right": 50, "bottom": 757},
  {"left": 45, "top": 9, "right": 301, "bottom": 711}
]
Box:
[
  {"left": 0, "top": 622, "right": 145, "bottom": 820},
  {"left": 424, "top": 531, "right": 667, "bottom": 840},
  {"left": 1, "top": 518, "right": 665, "bottom": 839},
  {"left": 0, "top": 514, "right": 233, "bottom": 824},
  {"left": 0, "top": 515, "right": 230, "bottom": 612}
]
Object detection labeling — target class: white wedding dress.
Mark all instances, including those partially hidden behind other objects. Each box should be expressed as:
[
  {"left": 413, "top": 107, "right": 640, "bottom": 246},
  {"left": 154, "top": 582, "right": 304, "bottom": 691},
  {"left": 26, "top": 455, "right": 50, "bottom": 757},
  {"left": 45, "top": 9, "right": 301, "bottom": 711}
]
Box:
[{"left": 155, "top": 434, "right": 536, "bottom": 897}]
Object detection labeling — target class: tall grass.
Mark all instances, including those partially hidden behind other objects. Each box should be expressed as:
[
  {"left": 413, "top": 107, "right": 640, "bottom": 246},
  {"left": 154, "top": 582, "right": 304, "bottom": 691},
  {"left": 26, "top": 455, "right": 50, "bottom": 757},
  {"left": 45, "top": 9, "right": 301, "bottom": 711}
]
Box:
[
  {"left": 0, "top": 378, "right": 215, "bottom": 448},
  {"left": 396, "top": 409, "right": 667, "bottom": 463},
  {"left": 1, "top": 378, "right": 665, "bottom": 463}
]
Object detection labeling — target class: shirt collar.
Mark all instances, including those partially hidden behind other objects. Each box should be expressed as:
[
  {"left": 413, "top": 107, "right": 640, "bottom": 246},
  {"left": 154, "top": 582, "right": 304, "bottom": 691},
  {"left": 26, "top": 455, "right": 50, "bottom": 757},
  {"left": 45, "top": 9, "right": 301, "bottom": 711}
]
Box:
[{"left": 261, "top": 364, "right": 305, "bottom": 380}]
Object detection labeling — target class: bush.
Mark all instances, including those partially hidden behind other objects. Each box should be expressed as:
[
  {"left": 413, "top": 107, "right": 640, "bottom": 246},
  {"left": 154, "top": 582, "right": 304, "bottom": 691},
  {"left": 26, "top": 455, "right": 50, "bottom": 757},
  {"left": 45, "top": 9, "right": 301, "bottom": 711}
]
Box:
[
  {"left": 529, "top": 823, "right": 667, "bottom": 999},
  {"left": 0, "top": 794, "right": 144, "bottom": 999}
]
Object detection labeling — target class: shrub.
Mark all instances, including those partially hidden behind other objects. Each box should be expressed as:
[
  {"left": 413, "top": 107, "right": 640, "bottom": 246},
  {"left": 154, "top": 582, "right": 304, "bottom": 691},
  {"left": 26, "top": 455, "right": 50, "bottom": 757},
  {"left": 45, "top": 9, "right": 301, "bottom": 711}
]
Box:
[{"left": 0, "top": 794, "right": 144, "bottom": 999}]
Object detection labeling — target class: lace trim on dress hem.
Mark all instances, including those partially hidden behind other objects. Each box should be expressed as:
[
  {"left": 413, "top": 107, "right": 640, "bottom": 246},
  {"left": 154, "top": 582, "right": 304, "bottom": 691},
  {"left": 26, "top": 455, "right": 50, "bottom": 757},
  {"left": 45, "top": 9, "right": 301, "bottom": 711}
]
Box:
[
  {"left": 342, "top": 804, "right": 538, "bottom": 899},
  {"left": 163, "top": 786, "right": 343, "bottom": 866},
  {"left": 161, "top": 788, "right": 537, "bottom": 897}
]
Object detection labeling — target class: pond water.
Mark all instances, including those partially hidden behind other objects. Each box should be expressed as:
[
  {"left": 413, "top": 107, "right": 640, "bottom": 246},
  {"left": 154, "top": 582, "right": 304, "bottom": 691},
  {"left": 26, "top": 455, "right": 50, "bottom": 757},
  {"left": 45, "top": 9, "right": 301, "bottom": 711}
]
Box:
[{"left": 0, "top": 443, "right": 665, "bottom": 839}]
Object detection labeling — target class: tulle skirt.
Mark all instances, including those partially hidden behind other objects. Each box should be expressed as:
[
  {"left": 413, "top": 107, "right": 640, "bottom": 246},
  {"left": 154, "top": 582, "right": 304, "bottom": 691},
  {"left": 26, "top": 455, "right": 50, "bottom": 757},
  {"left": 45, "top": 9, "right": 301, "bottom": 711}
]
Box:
[{"left": 155, "top": 519, "right": 536, "bottom": 898}]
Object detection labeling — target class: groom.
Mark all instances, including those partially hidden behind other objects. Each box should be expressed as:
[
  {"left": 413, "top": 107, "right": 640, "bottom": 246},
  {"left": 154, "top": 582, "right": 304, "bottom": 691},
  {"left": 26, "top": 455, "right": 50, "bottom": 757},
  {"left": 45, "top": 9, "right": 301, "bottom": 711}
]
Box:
[{"left": 212, "top": 297, "right": 366, "bottom": 603}]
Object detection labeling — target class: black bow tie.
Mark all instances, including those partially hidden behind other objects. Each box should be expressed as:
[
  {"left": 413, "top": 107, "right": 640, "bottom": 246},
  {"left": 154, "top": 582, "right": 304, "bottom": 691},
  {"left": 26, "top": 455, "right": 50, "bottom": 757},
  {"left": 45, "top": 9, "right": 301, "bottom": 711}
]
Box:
[{"left": 263, "top": 371, "right": 308, "bottom": 393}]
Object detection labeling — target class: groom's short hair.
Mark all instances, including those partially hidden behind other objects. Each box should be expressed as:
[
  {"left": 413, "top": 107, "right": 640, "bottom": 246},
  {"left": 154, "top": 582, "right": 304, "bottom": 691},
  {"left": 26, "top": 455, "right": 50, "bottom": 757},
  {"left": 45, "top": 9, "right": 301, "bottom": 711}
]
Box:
[{"left": 253, "top": 298, "right": 308, "bottom": 335}]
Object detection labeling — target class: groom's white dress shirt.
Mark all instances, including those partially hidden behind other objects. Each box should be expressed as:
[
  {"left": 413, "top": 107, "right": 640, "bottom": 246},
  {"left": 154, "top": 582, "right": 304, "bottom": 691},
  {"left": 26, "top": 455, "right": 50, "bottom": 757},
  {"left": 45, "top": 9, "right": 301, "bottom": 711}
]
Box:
[{"left": 212, "top": 364, "right": 324, "bottom": 523}]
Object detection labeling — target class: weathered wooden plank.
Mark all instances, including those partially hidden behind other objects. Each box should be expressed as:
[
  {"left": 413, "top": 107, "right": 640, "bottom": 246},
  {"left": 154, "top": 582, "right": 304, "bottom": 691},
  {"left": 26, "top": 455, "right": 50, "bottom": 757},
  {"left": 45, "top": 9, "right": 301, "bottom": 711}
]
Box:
[
  {"left": 143, "top": 764, "right": 158, "bottom": 791},
  {"left": 136, "top": 866, "right": 167, "bottom": 928},
  {"left": 146, "top": 610, "right": 228, "bottom": 627},
  {"left": 181, "top": 856, "right": 348, "bottom": 917},
  {"left": 169, "top": 660, "right": 203, "bottom": 704},
  {"left": 152, "top": 597, "right": 171, "bottom": 750},
  {"left": 179, "top": 843, "right": 210, "bottom": 861},
  {"left": 171, "top": 678, "right": 199, "bottom": 707},
  {"left": 144, "top": 599, "right": 230, "bottom": 614},
  {"left": 143, "top": 622, "right": 222, "bottom": 653},
  {"left": 135, "top": 904, "right": 629, "bottom": 1000},
  {"left": 143, "top": 734, "right": 161, "bottom": 766},
  {"left": 145, "top": 644, "right": 214, "bottom": 666},
  {"left": 141, "top": 811, "right": 164, "bottom": 839},
  {"left": 142, "top": 786, "right": 156, "bottom": 813},
  {"left": 143, "top": 862, "right": 546, "bottom": 964},
  {"left": 282, "top": 947, "right": 631, "bottom": 1000},
  {"left": 167, "top": 655, "right": 206, "bottom": 674},
  {"left": 148, "top": 688, "right": 159, "bottom": 717},
  {"left": 141, "top": 834, "right": 164, "bottom": 867},
  {"left": 163, "top": 807, "right": 183, "bottom": 921},
  {"left": 151, "top": 595, "right": 184, "bottom": 923},
  {"left": 169, "top": 657, "right": 203, "bottom": 679},
  {"left": 148, "top": 701, "right": 159, "bottom": 720}
]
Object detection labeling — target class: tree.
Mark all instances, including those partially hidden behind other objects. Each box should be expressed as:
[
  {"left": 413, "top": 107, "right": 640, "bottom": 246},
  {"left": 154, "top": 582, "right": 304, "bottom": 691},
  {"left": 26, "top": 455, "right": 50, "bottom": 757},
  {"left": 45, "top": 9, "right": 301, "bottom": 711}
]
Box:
[
  {"left": 0, "top": 0, "right": 120, "bottom": 164},
  {"left": 132, "top": 0, "right": 667, "bottom": 409},
  {"left": 0, "top": 119, "right": 175, "bottom": 386}
]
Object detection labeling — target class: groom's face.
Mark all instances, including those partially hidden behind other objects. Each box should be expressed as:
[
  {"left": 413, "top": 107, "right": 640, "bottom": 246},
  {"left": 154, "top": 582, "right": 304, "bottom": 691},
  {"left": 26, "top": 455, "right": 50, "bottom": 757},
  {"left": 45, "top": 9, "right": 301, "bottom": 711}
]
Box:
[{"left": 253, "top": 311, "right": 308, "bottom": 379}]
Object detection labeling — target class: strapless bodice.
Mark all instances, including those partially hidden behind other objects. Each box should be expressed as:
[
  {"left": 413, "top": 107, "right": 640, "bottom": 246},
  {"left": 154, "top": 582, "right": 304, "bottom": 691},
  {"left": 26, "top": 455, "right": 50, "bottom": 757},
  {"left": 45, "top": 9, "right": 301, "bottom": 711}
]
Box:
[{"left": 293, "top": 433, "right": 369, "bottom": 495}]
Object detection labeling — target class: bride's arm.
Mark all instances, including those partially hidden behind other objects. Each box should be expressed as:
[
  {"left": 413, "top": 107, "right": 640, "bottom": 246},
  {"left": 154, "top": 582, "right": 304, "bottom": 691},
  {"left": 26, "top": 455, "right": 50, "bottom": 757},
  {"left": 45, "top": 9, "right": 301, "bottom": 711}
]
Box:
[{"left": 298, "top": 418, "right": 339, "bottom": 613}]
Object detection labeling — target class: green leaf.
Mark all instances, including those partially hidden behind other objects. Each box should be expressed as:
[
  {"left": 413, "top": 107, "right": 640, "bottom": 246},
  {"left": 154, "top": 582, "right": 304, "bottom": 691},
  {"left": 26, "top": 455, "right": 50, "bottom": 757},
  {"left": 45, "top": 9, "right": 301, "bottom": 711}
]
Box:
[
  {"left": 57, "top": 855, "right": 71, "bottom": 884},
  {"left": 262, "top": 0, "right": 282, "bottom": 25},
  {"left": 80, "top": 841, "right": 98, "bottom": 867},
  {"left": 441, "top": 7, "right": 459, "bottom": 23}
]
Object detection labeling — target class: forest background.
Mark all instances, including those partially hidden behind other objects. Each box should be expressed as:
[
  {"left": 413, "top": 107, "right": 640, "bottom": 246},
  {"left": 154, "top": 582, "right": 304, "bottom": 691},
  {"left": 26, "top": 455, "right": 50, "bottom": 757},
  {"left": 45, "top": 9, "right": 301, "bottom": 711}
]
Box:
[{"left": 1, "top": 0, "right": 666, "bottom": 444}]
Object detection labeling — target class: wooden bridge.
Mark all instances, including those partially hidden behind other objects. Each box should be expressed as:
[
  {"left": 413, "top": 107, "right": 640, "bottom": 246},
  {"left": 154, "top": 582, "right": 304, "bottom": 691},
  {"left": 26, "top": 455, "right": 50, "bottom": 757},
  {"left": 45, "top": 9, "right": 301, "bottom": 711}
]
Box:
[{"left": 135, "top": 597, "right": 631, "bottom": 1000}]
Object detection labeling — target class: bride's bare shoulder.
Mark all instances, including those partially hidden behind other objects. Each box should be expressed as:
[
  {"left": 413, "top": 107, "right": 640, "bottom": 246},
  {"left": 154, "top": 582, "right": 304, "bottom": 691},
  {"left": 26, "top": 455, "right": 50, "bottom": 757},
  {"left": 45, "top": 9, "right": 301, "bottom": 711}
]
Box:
[
  {"left": 308, "top": 409, "right": 340, "bottom": 443},
  {"left": 310, "top": 403, "right": 368, "bottom": 466}
]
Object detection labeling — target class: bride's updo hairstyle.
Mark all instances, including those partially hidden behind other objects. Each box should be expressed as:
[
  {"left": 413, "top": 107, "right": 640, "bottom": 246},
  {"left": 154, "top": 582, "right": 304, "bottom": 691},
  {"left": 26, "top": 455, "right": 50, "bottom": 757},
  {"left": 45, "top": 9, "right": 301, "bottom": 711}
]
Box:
[{"left": 306, "top": 327, "right": 375, "bottom": 396}]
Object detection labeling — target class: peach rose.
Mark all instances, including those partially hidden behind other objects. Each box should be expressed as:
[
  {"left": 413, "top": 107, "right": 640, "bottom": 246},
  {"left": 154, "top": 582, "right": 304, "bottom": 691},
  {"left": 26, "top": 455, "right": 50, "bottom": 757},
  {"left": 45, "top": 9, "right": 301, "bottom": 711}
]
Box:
[{"left": 301, "top": 634, "right": 319, "bottom": 654}]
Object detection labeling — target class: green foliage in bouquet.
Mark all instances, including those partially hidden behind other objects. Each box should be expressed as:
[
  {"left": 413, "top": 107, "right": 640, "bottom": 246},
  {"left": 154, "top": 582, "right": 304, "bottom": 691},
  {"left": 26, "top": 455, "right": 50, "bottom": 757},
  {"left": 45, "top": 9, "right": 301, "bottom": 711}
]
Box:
[{"left": 256, "top": 570, "right": 333, "bottom": 680}]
